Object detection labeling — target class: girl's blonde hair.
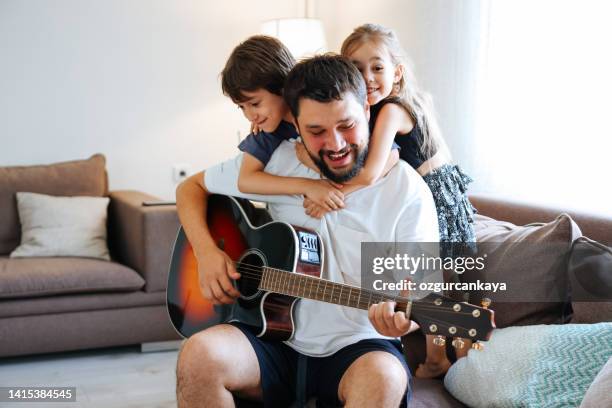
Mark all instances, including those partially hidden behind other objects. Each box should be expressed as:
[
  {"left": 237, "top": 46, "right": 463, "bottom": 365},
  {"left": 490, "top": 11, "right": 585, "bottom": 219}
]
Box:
[{"left": 341, "top": 23, "right": 448, "bottom": 160}]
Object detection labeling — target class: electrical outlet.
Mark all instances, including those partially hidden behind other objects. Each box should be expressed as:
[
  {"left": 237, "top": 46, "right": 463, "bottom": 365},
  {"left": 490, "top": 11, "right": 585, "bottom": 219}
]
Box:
[{"left": 173, "top": 164, "right": 191, "bottom": 183}]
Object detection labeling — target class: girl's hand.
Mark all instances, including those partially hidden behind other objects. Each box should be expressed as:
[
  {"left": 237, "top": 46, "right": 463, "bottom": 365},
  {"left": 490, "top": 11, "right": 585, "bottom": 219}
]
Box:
[
  {"left": 295, "top": 142, "right": 320, "bottom": 174},
  {"left": 250, "top": 122, "right": 261, "bottom": 135},
  {"left": 303, "top": 197, "right": 330, "bottom": 219},
  {"left": 304, "top": 179, "right": 345, "bottom": 211}
]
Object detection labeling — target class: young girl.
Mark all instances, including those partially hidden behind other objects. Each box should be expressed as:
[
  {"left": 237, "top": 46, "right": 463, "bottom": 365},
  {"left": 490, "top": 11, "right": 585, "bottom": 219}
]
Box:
[{"left": 338, "top": 23, "right": 477, "bottom": 378}]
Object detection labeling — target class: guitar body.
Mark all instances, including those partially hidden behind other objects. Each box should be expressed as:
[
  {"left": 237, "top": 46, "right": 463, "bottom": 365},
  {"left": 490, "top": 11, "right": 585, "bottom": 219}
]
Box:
[{"left": 167, "top": 195, "right": 323, "bottom": 340}]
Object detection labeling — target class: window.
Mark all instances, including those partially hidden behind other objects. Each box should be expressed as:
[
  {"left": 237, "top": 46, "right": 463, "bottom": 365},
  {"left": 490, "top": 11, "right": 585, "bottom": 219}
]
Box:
[{"left": 473, "top": 0, "right": 611, "bottom": 214}]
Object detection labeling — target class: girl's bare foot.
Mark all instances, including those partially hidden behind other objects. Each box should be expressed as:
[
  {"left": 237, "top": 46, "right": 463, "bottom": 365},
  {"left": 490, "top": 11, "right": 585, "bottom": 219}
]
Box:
[{"left": 415, "top": 358, "right": 452, "bottom": 379}]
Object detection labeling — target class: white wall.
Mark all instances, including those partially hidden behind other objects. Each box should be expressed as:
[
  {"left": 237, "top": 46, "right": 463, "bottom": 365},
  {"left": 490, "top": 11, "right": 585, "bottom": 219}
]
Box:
[
  {"left": 0, "top": 0, "right": 481, "bottom": 200},
  {"left": 318, "top": 0, "right": 484, "bottom": 175}
]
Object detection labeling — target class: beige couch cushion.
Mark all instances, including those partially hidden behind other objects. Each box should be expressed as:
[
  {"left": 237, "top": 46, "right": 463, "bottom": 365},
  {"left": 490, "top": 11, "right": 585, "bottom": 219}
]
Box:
[
  {"left": 0, "top": 257, "right": 144, "bottom": 299},
  {"left": 0, "top": 154, "right": 108, "bottom": 255}
]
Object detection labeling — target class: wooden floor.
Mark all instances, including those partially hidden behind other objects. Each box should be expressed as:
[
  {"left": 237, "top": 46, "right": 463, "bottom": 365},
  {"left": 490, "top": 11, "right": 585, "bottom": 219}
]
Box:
[{"left": 0, "top": 344, "right": 182, "bottom": 407}]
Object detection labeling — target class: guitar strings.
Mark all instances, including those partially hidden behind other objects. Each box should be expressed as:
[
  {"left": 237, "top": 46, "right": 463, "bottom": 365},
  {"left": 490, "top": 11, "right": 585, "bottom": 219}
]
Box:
[
  {"left": 230, "top": 262, "right": 483, "bottom": 318},
  {"left": 233, "top": 261, "right": 484, "bottom": 316},
  {"left": 220, "top": 266, "right": 483, "bottom": 334},
  {"left": 195, "top": 261, "right": 488, "bottom": 320},
  {"left": 222, "top": 265, "right": 485, "bottom": 323},
  {"left": 187, "top": 262, "right": 485, "bottom": 334}
]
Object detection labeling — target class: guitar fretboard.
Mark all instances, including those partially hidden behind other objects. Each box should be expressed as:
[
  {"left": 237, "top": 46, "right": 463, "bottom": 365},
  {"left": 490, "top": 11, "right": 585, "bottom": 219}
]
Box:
[{"left": 258, "top": 267, "right": 411, "bottom": 315}]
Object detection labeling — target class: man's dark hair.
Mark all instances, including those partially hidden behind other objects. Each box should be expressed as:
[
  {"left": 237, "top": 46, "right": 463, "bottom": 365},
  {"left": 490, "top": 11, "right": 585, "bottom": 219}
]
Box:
[
  {"left": 221, "top": 36, "right": 296, "bottom": 103},
  {"left": 283, "top": 53, "right": 367, "bottom": 119}
]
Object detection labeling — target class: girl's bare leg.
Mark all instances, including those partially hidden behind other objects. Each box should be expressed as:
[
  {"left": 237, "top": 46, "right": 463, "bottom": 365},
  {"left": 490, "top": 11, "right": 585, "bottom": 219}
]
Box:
[
  {"left": 453, "top": 337, "right": 472, "bottom": 359},
  {"left": 415, "top": 335, "right": 451, "bottom": 378}
]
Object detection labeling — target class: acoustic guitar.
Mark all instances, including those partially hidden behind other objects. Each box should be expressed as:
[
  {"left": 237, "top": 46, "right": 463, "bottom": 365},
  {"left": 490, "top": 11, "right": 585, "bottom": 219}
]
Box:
[{"left": 167, "top": 194, "right": 495, "bottom": 342}]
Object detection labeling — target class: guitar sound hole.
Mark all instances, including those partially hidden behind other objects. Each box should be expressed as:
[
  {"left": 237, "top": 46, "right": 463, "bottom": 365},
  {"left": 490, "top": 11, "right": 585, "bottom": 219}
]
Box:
[{"left": 236, "top": 252, "right": 264, "bottom": 299}]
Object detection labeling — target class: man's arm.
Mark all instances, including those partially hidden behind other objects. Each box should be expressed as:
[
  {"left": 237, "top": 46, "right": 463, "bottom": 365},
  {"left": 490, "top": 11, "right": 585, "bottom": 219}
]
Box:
[
  {"left": 175, "top": 171, "right": 241, "bottom": 304},
  {"left": 368, "top": 170, "right": 439, "bottom": 336},
  {"left": 175, "top": 148, "right": 310, "bottom": 304}
]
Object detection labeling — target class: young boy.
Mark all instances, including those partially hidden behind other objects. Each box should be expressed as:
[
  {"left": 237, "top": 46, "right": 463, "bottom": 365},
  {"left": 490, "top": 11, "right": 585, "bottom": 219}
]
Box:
[{"left": 221, "top": 35, "right": 346, "bottom": 212}]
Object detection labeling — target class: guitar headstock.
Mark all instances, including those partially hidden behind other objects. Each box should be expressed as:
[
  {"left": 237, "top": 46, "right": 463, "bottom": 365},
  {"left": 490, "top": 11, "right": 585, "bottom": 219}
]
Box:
[{"left": 410, "top": 293, "right": 495, "bottom": 341}]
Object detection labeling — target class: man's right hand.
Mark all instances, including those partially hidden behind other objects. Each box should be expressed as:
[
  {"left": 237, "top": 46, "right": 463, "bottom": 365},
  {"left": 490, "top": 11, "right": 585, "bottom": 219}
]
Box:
[{"left": 197, "top": 245, "right": 241, "bottom": 305}]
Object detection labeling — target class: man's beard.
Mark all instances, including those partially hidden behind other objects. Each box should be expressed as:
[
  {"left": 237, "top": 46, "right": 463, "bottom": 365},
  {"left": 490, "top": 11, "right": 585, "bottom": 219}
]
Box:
[{"left": 309, "top": 144, "right": 369, "bottom": 184}]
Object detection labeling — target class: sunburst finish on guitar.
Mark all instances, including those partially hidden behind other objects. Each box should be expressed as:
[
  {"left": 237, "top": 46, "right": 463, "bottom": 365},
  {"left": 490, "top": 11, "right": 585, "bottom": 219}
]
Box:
[{"left": 167, "top": 194, "right": 495, "bottom": 343}]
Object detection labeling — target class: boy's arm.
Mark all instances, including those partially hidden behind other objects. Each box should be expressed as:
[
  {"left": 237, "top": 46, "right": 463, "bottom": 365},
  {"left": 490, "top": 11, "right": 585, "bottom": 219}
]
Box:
[
  {"left": 345, "top": 103, "right": 409, "bottom": 186},
  {"left": 238, "top": 152, "right": 345, "bottom": 210},
  {"left": 176, "top": 171, "right": 241, "bottom": 304}
]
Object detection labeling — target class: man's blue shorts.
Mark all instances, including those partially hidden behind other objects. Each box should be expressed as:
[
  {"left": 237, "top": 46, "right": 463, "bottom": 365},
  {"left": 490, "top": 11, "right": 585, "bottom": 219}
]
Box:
[{"left": 231, "top": 322, "right": 412, "bottom": 408}]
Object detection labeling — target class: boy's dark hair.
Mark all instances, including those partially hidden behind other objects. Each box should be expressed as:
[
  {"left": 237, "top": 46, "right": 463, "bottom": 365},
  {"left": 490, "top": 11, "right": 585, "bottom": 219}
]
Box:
[
  {"left": 221, "top": 35, "right": 295, "bottom": 103},
  {"left": 283, "top": 53, "right": 366, "bottom": 119}
]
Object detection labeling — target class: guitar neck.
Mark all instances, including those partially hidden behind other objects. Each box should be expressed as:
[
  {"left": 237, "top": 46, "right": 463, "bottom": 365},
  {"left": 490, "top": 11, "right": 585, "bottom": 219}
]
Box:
[{"left": 259, "top": 266, "right": 411, "bottom": 315}]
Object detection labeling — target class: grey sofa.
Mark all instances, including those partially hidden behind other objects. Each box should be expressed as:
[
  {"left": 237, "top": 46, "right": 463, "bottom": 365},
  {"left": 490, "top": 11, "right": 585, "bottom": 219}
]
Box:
[{"left": 0, "top": 155, "right": 181, "bottom": 357}]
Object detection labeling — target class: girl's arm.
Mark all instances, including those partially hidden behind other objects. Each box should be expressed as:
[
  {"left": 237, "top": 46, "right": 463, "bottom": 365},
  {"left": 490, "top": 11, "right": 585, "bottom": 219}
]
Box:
[
  {"left": 238, "top": 152, "right": 345, "bottom": 211},
  {"left": 303, "top": 149, "right": 399, "bottom": 219},
  {"left": 345, "top": 103, "right": 413, "bottom": 186}
]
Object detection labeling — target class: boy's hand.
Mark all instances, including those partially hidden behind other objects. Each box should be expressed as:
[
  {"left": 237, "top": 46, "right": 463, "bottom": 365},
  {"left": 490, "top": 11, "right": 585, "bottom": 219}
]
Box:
[
  {"left": 196, "top": 245, "right": 241, "bottom": 305},
  {"left": 304, "top": 179, "right": 345, "bottom": 211},
  {"left": 303, "top": 197, "right": 331, "bottom": 219}
]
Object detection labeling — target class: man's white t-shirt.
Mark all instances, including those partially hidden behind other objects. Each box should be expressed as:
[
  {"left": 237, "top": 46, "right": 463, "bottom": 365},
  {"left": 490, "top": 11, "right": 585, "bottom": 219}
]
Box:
[{"left": 205, "top": 141, "right": 439, "bottom": 357}]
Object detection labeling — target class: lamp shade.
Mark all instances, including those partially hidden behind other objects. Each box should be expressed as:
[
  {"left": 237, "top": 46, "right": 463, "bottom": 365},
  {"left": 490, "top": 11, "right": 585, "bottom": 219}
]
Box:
[{"left": 261, "top": 18, "right": 327, "bottom": 59}]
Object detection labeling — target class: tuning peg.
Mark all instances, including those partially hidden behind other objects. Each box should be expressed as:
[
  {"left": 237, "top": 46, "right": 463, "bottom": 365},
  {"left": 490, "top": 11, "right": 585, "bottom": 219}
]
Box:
[
  {"left": 481, "top": 298, "right": 492, "bottom": 309},
  {"left": 433, "top": 335, "right": 446, "bottom": 347},
  {"left": 471, "top": 342, "right": 484, "bottom": 351},
  {"left": 452, "top": 338, "right": 466, "bottom": 349}
]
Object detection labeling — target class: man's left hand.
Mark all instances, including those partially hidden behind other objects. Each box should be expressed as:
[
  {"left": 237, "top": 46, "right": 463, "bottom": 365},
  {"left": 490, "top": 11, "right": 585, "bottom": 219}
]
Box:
[{"left": 368, "top": 301, "right": 413, "bottom": 337}]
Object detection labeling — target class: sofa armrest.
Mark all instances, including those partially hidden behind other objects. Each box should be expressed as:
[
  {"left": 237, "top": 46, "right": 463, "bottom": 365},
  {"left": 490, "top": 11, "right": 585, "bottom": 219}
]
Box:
[
  {"left": 469, "top": 193, "right": 612, "bottom": 246},
  {"left": 107, "top": 190, "right": 179, "bottom": 292}
]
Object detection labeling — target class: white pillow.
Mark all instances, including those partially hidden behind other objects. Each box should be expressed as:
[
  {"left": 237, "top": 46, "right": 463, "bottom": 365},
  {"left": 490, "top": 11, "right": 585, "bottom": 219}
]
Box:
[{"left": 10, "top": 192, "right": 110, "bottom": 260}]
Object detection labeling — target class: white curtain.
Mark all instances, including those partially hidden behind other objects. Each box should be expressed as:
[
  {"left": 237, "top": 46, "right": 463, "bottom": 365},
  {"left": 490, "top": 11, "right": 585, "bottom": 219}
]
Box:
[{"left": 471, "top": 0, "right": 611, "bottom": 215}]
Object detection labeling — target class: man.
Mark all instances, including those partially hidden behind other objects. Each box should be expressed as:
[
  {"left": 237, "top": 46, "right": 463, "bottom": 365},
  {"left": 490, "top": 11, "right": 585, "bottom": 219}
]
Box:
[{"left": 175, "top": 54, "right": 439, "bottom": 407}]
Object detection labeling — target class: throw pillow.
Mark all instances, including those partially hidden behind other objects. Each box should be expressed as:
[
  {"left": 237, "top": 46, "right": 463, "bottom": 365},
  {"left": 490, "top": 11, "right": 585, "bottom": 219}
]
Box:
[
  {"left": 460, "top": 213, "right": 581, "bottom": 328},
  {"left": 10, "top": 192, "right": 110, "bottom": 260},
  {"left": 0, "top": 154, "right": 107, "bottom": 254},
  {"left": 444, "top": 323, "right": 612, "bottom": 408},
  {"left": 569, "top": 236, "right": 612, "bottom": 323}
]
